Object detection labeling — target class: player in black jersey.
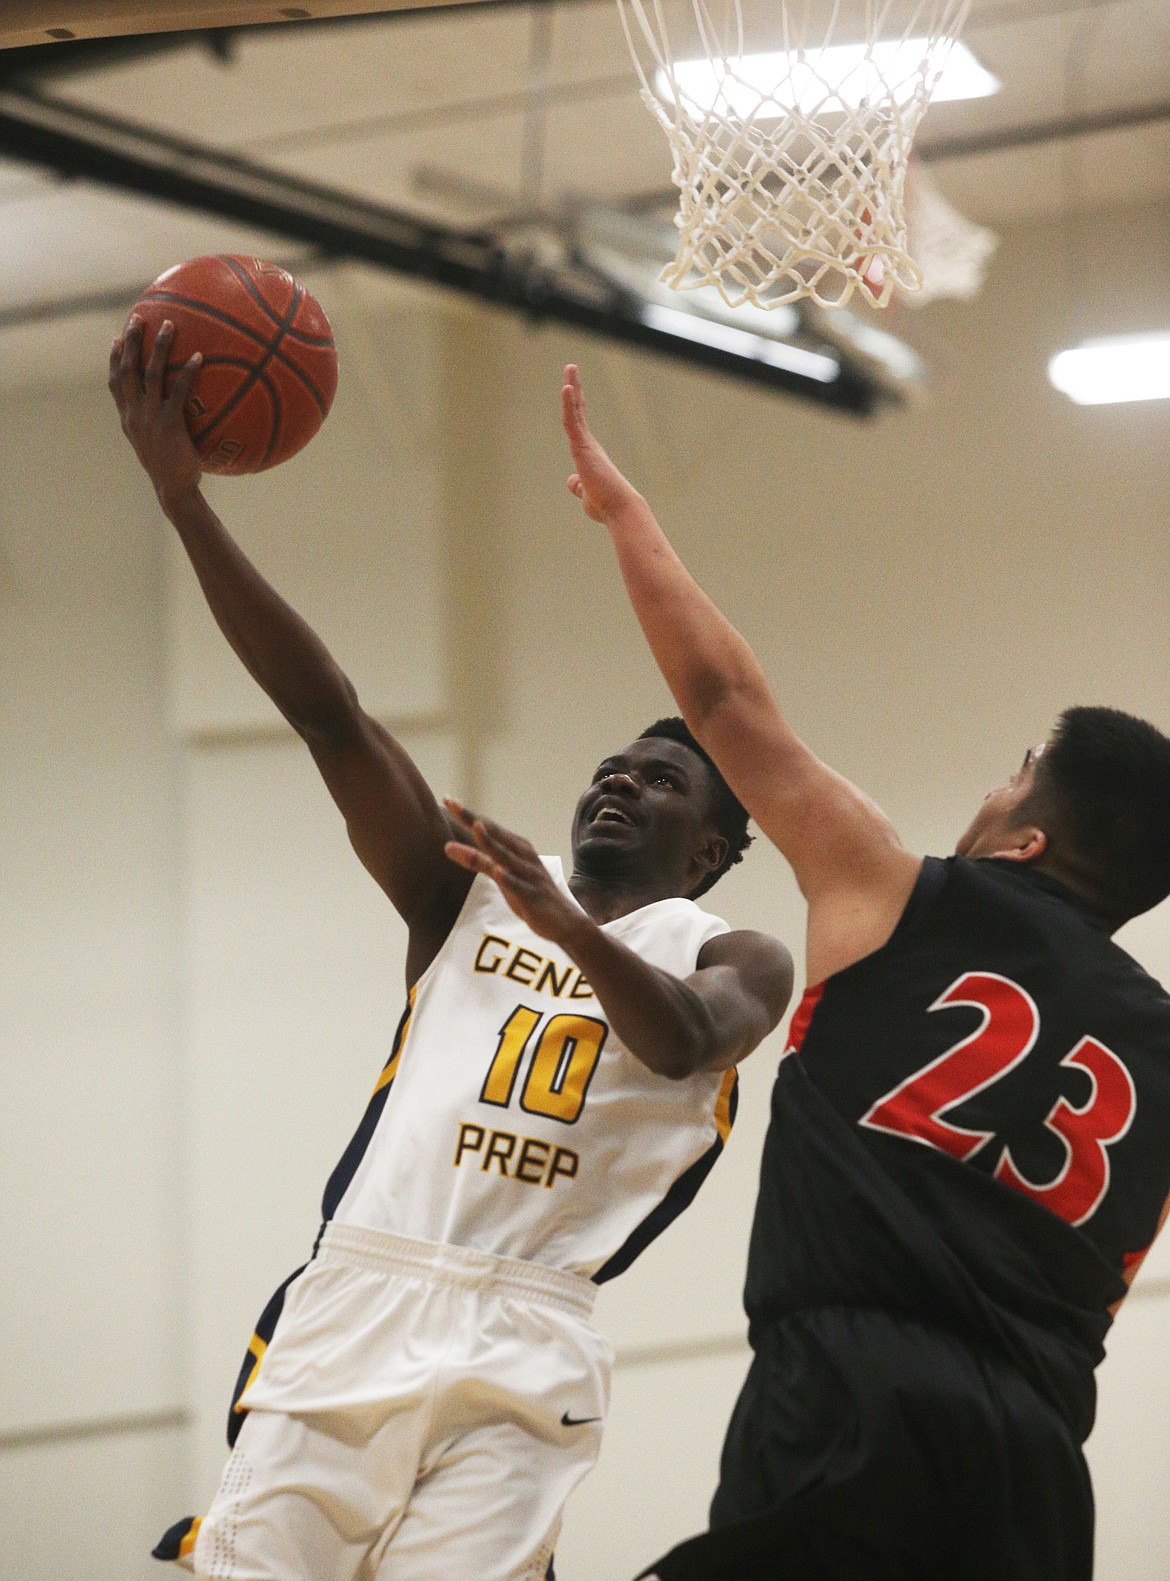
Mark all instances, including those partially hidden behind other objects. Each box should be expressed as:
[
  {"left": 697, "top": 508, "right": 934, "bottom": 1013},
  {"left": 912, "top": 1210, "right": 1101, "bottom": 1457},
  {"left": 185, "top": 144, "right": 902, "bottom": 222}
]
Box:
[{"left": 561, "top": 364, "right": 1170, "bottom": 1581}]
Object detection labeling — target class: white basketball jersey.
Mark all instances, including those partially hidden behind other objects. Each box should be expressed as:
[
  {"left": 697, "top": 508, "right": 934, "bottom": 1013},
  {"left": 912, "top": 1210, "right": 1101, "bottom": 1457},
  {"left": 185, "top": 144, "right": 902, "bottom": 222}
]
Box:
[{"left": 323, "top": 860, "right": 736, "bottom": 1281}]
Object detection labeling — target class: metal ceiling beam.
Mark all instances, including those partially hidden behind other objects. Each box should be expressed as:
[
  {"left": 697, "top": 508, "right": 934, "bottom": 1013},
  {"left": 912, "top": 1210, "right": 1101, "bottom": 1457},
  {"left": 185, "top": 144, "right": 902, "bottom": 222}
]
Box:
[
  {"left": 0, "top": 86, "right": 878, "bottom": 412},
  {"left": 918, "top": 98, "right": 1170, "bottom": 165}
]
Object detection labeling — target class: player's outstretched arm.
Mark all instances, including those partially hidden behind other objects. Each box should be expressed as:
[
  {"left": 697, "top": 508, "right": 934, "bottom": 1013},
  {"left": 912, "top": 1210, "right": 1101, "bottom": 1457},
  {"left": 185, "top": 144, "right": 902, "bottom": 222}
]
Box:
[
  {"left": 109, "top": 318, "right": 470, "bottom": 975},
  {"left": 562, "top": 364, "right": 920, "bottom": 983},
  {"left": 444, "top": 801, "right": 793, "bottom": 1077}
]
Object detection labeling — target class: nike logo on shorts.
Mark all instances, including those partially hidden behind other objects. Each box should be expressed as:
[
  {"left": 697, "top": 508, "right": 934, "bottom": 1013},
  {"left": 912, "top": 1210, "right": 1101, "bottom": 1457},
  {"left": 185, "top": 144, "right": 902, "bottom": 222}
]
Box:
[{"left": 560, "top": 1411, "right": 602, "bottom": 1427}]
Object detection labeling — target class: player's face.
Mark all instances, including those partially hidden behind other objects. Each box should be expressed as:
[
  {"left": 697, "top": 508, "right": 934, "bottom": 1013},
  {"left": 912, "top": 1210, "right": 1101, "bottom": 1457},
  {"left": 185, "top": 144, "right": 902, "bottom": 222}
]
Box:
[
  {"left": 955, "top": 742, "right": 1047, "bottom": 859},
  {"left": 571, "top": 738, "right": 724, "bottom": 894}
]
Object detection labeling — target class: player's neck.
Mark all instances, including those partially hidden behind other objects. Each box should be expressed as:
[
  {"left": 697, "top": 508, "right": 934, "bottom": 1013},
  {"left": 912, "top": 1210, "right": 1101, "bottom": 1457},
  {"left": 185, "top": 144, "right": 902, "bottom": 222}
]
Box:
[
  {"left": 568, "top": 868, "right": 681, "bottom": 924},
  {"left": 988, "top": 851, "right": 1120, "bottom": 932}
]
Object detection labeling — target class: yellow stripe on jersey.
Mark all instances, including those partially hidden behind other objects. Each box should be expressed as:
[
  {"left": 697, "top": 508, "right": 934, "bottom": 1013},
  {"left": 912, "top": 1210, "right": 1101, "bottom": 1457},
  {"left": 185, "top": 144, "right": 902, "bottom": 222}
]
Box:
[
  {"left": 372, "top": 985, "right": 417, "bottom": 1097},
  {"left": 178, "top": 1518, "right": 202, "bottom": 1560},
  {"left": 233, "top": 1333, "right": 268, "bottom": 1412},
  {"left": 714, "top": 1068, "right": 737, "bottom": 1144}
]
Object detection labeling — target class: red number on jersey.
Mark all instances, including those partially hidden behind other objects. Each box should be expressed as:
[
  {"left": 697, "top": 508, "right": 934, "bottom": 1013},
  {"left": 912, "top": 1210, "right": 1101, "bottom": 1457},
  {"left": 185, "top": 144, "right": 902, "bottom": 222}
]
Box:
[
  {"left": 861, "top": 972, "right": 1039, "bottom": 1162},
  {"left": 860, "top": 972, "right": 1137, "bottom": 1226},
  {"left": 994, "top": 1036, "right": 1137, "bottom": 1227}
]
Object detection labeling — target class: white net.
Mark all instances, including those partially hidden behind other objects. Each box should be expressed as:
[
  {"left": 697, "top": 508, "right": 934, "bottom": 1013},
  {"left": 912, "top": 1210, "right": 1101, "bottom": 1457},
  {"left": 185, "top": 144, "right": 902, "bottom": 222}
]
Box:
[
  {"left": 618, "top": 0, "right": 973, "bottom": 309},
  {"left": 903, "top": 159, "right": 999, "bottom": 306}
]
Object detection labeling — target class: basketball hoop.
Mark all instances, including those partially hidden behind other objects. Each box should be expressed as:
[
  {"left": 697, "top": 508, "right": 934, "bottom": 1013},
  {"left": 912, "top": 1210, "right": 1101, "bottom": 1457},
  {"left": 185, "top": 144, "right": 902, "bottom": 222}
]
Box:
[{"left": 617, "top": 0, "right": 972, "bottom": 309}]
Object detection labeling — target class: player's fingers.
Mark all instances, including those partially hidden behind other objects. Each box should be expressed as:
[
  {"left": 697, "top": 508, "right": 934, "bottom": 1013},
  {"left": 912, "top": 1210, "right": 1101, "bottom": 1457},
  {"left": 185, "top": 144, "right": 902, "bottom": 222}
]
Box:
[
  {"left": 443, "top": 842, "right": 504, "bottom": 884},
  {"left": 461, "top": 808, "right": 535, "bottom": 864},
  {"left": 561, "top": 369, "right": 586, "bottom": 439},
  {"left": 442, "top": 796, "right": 482, "bottom": 841},
  {"left": 444, "top": 801, "right": 506, "bottom": 862},
  {"left": 166, "top": 351, "right": 203, "bottom": 414},
  {"left": 118, "top": 317, "right": 145, "bottom": 402},
  {"left": 108, "top": 338, "right": 123, "bottom": 394},
  {"left": 143, "top": 319, "right": 173, "bottom": 394},
  {"left": 443, "top": 839, "right": 485, "bottom": 871},
  {"left": 449, "top": 815, "right": 538, "bottom": 887},
  {"left": 567, "top": 365, "right": 588, "bottom": 430},
  {"left": 444, "top": 796, "right": 517, "bottom": 852},
  {"left": 567, "top": 474, "right": 584, "bottom": 499}
]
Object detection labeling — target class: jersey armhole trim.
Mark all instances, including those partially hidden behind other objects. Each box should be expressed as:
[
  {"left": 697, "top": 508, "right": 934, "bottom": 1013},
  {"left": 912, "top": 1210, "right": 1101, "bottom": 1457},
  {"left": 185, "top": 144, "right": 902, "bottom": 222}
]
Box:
[
  {"left": 406, "top": 869, "right": 493, "bottom": 998},
  {"left": 886, "top": 855, "right": 949, "bottom": 947},
  {"left": 810, "top": 855, "right": 949, "bottom": 1003},
  {"left": 592, "top": 1070, "right": 738, "bottom": 1284}
]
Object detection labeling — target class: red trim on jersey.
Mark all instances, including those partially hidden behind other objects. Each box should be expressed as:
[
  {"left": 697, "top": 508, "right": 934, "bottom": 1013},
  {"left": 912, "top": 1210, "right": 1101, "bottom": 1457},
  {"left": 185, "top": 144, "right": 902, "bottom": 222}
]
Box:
[
  {"left": 1122, "top": 1246, "right": 1148, "bottom": 1275},
  {"left": 785, "top": 983, "right": 825, "bottom": 1056}
]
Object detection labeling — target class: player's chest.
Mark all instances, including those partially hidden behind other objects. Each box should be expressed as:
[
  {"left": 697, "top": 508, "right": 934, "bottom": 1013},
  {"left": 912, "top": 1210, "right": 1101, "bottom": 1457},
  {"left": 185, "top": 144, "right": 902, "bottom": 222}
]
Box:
[
  {"left": 395, "top": 922, "right": 621, "bottom": 1196},
  {"left": 409, "top": 919, "right": 618, "bottom": 1123}
]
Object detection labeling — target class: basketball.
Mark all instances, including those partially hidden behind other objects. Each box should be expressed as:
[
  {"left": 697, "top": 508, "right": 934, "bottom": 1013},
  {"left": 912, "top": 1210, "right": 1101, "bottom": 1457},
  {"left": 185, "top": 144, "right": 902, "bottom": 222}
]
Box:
[{"left": 125, "top": 255, "right": 339, "bottom": 475}]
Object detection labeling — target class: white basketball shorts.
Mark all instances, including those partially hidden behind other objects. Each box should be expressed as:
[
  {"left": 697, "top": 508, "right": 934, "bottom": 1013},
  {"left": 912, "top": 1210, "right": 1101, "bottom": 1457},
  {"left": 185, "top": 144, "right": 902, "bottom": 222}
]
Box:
[{"left": 186, "top": 1223, "right": 612, "bottom": 1581}]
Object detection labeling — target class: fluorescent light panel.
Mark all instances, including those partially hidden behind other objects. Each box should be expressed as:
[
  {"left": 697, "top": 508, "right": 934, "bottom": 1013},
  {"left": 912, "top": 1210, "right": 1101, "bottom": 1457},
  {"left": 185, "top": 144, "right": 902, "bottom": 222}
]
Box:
[
  {"left": 640, "top": 302, "right": 840, "bottom": 383},
  {"left": 1048, "top": 334, "right": 1170, "bottom": 406},
  {"left": 663, "top": 40, "right": 1000, "bottom": 117}
]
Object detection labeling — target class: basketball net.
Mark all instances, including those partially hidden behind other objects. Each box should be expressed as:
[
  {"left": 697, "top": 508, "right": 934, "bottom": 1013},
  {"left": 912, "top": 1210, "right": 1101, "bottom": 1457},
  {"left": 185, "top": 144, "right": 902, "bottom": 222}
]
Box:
[
  {"left": 617, "top": 0, "right": 972, "bottom": 309},
  {"left": 902, "top": 159, "right": 999, "bottom": 306}
]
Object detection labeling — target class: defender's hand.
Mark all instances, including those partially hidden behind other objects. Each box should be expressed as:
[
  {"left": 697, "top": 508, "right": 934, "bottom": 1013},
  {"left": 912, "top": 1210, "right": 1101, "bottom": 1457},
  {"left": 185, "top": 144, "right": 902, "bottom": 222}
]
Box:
[
  {"left": 109, "top": 317, "right": 204, "bottom": 515},
  {"left": 561, "top": 364, "right": 641, "bottom": 524},
  {"left": 444, "top": 798, "right": 585, "bottom": 947}
]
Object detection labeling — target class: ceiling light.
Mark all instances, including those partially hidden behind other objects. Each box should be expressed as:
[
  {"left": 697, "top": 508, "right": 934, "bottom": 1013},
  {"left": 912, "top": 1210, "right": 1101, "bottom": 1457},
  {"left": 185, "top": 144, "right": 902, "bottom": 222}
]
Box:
[
  {"left": 639, "top": 303, "right": 840, "bottom": 382},
  {"left": 662, "top": 41, "right": 1000, "bottom": 118},
  {"left": 1048, "top": 334, "right": 1170, "bottom": 406}
]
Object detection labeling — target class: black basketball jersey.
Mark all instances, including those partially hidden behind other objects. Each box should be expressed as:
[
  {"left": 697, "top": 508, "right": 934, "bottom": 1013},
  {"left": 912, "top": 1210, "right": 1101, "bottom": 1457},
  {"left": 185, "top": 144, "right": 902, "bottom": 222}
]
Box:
[{"left": 745, "top": 856, "right": 1170, "bottom": 1441}]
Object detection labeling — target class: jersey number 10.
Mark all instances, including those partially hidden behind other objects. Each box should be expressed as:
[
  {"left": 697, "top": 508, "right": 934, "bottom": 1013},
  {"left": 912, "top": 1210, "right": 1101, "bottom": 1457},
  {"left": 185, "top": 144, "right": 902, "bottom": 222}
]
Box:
[{"left": 481, "top": 1007, "right": 608, "bottom": 1125}]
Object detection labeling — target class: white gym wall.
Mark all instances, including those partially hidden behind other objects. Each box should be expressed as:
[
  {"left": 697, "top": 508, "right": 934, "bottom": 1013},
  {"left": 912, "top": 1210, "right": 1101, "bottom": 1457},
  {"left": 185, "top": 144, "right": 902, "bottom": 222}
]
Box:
[{"left": 1, "top": 195, "right": 1168, "bottom": 1581}]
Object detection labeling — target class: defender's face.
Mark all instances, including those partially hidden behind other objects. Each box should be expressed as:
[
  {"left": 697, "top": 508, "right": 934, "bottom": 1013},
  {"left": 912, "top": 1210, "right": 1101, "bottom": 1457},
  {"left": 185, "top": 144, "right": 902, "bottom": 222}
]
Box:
[
  {"left": 571, "top": 737, "right": 719, "bottom": 886},
  {"left": 955, "top": 743, "right": 1046, "bottom": 859}
]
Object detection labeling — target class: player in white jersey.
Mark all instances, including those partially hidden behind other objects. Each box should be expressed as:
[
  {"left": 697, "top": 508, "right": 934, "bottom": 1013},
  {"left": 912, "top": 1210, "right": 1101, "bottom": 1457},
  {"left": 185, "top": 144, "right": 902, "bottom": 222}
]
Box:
[{"left": 109, "top": 320, "right": 793, "bottom": 1581}]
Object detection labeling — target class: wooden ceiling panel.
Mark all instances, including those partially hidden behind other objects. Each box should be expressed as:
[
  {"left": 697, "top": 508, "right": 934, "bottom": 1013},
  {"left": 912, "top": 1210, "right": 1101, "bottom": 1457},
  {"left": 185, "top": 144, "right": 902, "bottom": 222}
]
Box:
[{"left": 0, "top": 1, "right": 482, "bottom": 52}]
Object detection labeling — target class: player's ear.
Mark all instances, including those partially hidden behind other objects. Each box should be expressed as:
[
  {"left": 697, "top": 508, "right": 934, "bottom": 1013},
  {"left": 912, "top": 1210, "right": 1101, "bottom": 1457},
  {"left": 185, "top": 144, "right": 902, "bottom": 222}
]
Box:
[
  {"left": 991, "top": 825, "right": 1047, "bottom": 865},
  {"left": 694, "top": 830, "right": 729, "bottom": 882}
]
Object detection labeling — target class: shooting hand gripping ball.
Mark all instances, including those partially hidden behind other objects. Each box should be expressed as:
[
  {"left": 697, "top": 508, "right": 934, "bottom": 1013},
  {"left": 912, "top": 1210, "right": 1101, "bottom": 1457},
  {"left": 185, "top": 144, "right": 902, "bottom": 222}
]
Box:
[{"left": 123, "top": 255, "right": 337, "bottom": 475}]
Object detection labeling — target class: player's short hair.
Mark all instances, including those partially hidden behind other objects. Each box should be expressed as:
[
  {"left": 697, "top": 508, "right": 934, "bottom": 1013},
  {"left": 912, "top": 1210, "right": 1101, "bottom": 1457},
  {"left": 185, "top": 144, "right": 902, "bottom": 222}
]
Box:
[
  {"left": 1023, "top": 706, "right": 1170, "bottom": 924},
  {"left": 638, "top": 716, "right": 753, "bottom": 898}
]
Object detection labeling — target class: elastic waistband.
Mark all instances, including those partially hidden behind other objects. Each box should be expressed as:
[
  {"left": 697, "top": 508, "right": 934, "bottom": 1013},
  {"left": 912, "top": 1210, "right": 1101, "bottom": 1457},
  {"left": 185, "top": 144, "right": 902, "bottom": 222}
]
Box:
[{"left": 317, "top": 1222, "right": 596, "bottom": 1320}]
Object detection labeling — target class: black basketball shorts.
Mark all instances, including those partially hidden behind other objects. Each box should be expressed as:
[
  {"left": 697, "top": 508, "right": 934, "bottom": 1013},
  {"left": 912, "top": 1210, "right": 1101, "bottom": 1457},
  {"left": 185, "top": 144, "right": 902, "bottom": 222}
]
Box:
[{"left": 637, "top": 1307, "right": 1093, "bottom": 1581}]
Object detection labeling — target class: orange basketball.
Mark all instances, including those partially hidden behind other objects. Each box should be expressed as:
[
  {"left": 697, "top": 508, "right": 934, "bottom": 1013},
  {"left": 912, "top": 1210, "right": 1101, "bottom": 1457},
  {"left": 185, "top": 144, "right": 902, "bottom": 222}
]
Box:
[{"left": 126, "top": 255, "right": 339, "bottom": 475}]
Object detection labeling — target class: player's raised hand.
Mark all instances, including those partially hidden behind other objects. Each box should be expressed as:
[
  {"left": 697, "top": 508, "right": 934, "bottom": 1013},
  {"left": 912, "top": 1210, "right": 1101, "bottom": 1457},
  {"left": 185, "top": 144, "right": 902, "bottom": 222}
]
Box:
[
  {"left": 561, "top": 364, "right": 641, "bottom": 524},
  {"left": 443, "top": 798, "right": 584, "bottom": 945},
  {"left": 109, "top": 316, "right": 204, "bottom": 513}
]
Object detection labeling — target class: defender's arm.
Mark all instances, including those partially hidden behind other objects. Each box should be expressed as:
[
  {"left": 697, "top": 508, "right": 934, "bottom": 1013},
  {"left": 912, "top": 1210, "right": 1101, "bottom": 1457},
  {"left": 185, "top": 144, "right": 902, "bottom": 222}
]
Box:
[
  {"left": 444, "top": 802, "right": 793, "bottom": 1078},
  {"left": 561, "top": 364, "right": 920, "bottom": 983},
  {"left": 110, "top": 319, "right": 471, "bottom": 975}
]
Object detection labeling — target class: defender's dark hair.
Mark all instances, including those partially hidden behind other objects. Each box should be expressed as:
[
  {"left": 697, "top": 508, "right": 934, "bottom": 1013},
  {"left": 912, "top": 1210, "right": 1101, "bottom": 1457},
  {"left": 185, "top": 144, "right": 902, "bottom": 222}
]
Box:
[
  {"left": 638, "top": 716, "right": 753, "bottom": 898},
  {"left": 1022, "top": 706, "right": 1170, "bottom": 924}
]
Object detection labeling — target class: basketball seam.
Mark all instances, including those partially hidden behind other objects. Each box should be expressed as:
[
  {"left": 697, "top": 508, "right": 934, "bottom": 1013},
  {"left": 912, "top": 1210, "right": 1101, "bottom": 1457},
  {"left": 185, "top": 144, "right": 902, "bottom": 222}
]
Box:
[
  {"left": 180, "top": 355, "right": 274, "bottom": 453},
  {"left": 194, "top": 285, "right": 293, "bottom": 451},
  {"left": 141, "top": 289, "right": 331, "bottom": 415},
  {"left": 218, "top": 255, "right": 335, "bottom": 347},
  {"left": 186, "top": 281, "right": 301, "bottom": 459},
  {"left": 261, "top": 376, "right": 283, "bottom": 468},
  {"left": 191, "top": 359, "right": 281, "bottom": 463},
  {"left": 198, "top": 365, "right": 282, "bottom": 468}
]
